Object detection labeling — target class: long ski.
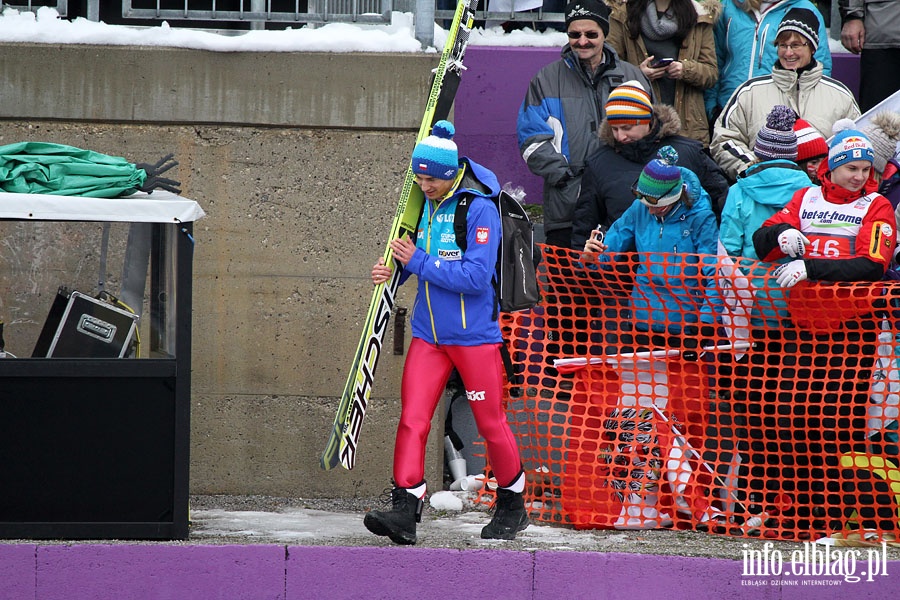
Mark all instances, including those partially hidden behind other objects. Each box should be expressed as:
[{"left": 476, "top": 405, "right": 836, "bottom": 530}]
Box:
[{"left": 321, "top": 0, "right": 478, "bottom": 470}]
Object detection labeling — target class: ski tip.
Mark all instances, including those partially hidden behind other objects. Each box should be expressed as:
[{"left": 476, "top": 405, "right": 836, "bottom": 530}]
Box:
[
  {"left": 320, "top": 453, "right": 340, "bottom": 471},
  {"left": 320, "top": 451, "right": 356, "bottom": 471}
]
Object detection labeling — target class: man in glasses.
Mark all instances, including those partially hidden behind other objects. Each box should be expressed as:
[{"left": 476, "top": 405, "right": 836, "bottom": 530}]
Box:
[
  {"left": 516, "top": 0, "right": 649, "bottom": 248},
  {"left": 711, "top": 7, "right": 859, "bottom": 182}
]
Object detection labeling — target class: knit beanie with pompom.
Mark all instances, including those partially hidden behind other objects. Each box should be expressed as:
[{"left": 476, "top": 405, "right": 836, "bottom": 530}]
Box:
[
  {"left": 828, "top": 118, "right": 875, "bottom": 172},
  {"left": 411, "top": 120, "right": 459, "bottom": 180},
  {"left": 863, "top": 111, "right": 900, "bottom": 174},
  {"left": 754, "top": 105, "right": 798, "bottom": 162},
  {"left": 634, "top": 146, "right": 684, "bottom": 207}
]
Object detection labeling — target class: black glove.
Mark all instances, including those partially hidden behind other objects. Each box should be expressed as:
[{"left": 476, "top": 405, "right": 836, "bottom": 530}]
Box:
[{"left": 553, "top": 167, "right": 576, "bottom": 188}]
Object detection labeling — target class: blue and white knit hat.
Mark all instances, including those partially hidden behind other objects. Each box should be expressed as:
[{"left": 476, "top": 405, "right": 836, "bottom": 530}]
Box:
[
  {"left": 635, "top": 146, "right": 684, "bottom": 207},
  {"left": 411, "top": 120, "right": 459, "bottom": 180},
  {"left": 828, "top": 118, "right": 875, "bottom": 171}
]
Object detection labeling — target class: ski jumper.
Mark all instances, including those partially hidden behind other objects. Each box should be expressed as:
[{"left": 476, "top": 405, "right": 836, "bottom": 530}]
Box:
[{"left": 393, "top": 158, "right": 521, "bottom": 489}]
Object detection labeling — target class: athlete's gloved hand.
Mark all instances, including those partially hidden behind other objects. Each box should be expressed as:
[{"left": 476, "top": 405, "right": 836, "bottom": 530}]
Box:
[
  {"left": 777, "top": 228, "right": 810, "bottom": 258},
  {"left": 773, "top": 260, "right": 808, "bottom": 288}
]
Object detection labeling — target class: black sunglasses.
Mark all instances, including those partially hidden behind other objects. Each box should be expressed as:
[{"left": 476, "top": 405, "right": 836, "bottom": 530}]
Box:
[
  {"left": 630, "top": 180, "right": 679, "bottom": 206},
  {"left": 567, "top": 31, "right": 601, "bottom": 40}
]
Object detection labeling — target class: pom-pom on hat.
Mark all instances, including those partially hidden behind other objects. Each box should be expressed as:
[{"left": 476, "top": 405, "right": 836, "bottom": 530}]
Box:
[
  {"left": 411, "top": 120, "right": 459, "bottom": 180},
  {"left": 828, "top": 118, "right": 875, "bottom": 171},
  {"left": 565, "top": 0, "right": 611, "bottom": 36},
  {"left": 634, "top": 146, "right": 684, "bottom": 208},
  {"left": 605, "top": 80, "right": 653, "bottom": 125},
  {"left": 863, "top": 111, "right": 900, "bottom": 174},
  {"left": 794, "top": 117, "right": 828, "bottom": 162},
  {"left": 754, "top": 105, "right": 798, "bottom": 162},
  {"left": 776, "top": 7, "right": 820, "bottom": 51}
]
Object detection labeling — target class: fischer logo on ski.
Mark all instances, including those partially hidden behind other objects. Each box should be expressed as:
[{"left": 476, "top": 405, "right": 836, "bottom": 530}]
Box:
[{"left": 339, "top": 271, "right": 401, "bottom": 468}]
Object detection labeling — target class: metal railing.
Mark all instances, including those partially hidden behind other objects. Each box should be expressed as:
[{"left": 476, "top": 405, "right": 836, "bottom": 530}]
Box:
[
  {"left": 2, "top": 1, "right": 567, "bottom": 44},
  {"left": 1, "top": 0, "right": 70, "bottom": 17},
  {"left": 121, "top": 0, "right": 392, "bottom": 25}
]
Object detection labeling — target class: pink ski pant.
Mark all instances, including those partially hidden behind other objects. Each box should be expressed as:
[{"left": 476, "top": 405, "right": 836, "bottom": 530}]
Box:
[{"left": 393, "top": 337, "right": 521, "bottom": 489}]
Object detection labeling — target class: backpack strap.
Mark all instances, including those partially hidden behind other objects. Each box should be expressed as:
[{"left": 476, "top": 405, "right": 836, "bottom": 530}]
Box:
[
  {"left": 453, "top": 193, "right": 471, "bottom": 252},
  {"left": 454, "top": 192, "right": 501, "bottom": 320}
]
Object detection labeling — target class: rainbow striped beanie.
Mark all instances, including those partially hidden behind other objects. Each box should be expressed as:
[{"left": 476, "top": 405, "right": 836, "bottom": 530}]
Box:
[{"left": 605, "top": 81, "right": 652, "bottom": 125}]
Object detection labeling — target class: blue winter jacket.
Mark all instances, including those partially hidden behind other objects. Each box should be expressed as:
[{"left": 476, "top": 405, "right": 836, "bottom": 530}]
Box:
[
  {"left": 719, "top": 159, "right": 811, "bottom": 260},
  {"left": 602, "top": 167, "right": 720, "bottom": 333},
  {"left": 704, "top": 0, "right": 832, "bottom": 118},
  {"left": 718, "top": 160, "right": 811, "bottom": 327},
  {"left": 401, "top": 158, "right": 503, "bottom": 346}
]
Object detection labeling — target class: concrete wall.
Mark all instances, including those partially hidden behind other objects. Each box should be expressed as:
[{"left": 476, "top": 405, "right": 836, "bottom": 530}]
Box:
[
  {"left": 0, "top": 43, "right": 443, "bottom": 497},
  {"left": 0, "top": 42, "right": 865, "bottom": 499}
]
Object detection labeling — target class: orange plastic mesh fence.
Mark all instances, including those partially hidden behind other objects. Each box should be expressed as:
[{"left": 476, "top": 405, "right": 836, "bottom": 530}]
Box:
[{"left": 478, "top": 244, "right": 900, "bottom": 543}]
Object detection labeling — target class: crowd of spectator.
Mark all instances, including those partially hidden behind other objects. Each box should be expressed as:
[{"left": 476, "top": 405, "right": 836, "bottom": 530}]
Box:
[{"left": 511, "top": 0, "right": 900, "bottom": 532}]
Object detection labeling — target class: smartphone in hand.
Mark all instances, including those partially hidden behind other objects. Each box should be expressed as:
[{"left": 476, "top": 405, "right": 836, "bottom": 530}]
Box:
[{"left": 649, "top": 57, "right": 674, "bottom": 69}]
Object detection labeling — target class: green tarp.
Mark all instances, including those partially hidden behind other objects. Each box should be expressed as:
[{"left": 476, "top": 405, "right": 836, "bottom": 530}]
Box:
[{"left": 0, "top": 142, "right": 179, "bottom": 198}]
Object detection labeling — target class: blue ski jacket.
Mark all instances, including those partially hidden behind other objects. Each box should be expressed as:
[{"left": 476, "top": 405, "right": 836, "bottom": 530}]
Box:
[
  {"left": 400, "top": 157, "right": 503, "bottom": 346},
  {"left": 718, "top": 160, "right": 812, "bottom": 328},
  {"left": 719, "top": 159, "right": 811, "bottom": 261},
  {"left": 704, "top": 0, "right": 831, "bottom": 118},
  {"left": 601, "top": 167, "right": 719, "bottom": 333}
]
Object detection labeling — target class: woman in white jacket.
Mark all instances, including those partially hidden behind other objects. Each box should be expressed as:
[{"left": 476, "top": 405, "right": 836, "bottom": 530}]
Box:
[{"left": 711, "top": 7, "right": 859, "bottom": 181}]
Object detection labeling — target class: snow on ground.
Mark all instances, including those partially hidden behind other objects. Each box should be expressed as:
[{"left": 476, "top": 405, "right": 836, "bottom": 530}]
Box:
[
  {"left": 187, "top": 492, "right": 764, "bottom": 557},
  {"left": 190, "top": 499, "right": 643, "bottom": 552}
]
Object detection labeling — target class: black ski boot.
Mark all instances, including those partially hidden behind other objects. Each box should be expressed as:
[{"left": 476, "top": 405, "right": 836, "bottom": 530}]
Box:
[
  {"left": 481, "top": 487, "right": 529, "bottom": 540},
  {"left": 364, "top": 486, "right": 423, "bottom": 545}
]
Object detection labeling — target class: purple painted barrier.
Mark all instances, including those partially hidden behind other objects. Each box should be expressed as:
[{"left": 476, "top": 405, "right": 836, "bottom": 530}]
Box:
[
  {"left": 33, "top": 545, "right": 285, "bottom": 600},
  {"left": 832, "top": 53, "right": 861, "bottom": 99},
  {"left": 455, "top": 46, "right": 558, "bottom": 205},
  {"left": 456, "top": 47, "right": 862, "bottom": 207},
  {"left": 0, "top": 544, "right": 37, "bottom": 598},
  {"left": 288, "top": 546, "right": 534, "bottom": 599},
  {"left": 2, "top": 544, "right": 897, "bottom": 599}
]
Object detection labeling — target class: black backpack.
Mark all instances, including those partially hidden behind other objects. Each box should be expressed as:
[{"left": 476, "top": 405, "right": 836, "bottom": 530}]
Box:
[{"left": 454, "top": 190, "right": 542, "bottom": 319}]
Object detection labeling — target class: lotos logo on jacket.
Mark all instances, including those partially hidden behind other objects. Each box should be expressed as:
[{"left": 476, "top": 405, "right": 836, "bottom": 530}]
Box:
[{"left": 476, "top": 227, "right": 489, "bottom": 244}]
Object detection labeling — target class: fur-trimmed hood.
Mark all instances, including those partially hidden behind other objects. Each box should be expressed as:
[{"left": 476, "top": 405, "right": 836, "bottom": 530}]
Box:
[
  {"left": 695, "top": 0, "right": 722, "bottom": 23},
  {"left": 599, "top": 103, "right": 683, "bottom": 146}
]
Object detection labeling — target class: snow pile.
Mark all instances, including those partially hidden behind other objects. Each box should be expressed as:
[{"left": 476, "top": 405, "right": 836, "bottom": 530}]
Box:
[{"left": 0, "top": 6, "right": 566, "bottom": 52}]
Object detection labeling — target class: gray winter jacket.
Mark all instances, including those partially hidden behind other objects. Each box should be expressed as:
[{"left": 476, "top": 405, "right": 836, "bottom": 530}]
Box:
[
  {"left": 840, "top": 0, "right": 900, "bottom": 49},
  {"left": 517, "top": 44, "right": 650, "bottom": 235}
]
